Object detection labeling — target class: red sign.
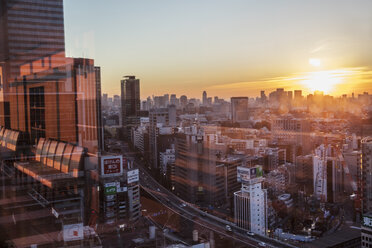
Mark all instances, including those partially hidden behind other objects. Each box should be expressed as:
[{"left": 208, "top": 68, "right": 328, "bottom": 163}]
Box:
[{"left": 102, "top": 157, "right": 122, "bottom": 175}]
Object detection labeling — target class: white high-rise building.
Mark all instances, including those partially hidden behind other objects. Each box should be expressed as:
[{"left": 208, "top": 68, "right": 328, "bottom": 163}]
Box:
[
  {"left": 362, "top": 213, "right": 372, "bottom": 247},
  {"left": 234, "top": 166, "right": 267, "bottom": 235},
  {"left": 362, "top": 137, "right": 372, "bottom": 214},
  {"left": 313, "top": 145, "right": 327, "bottom": 201},
  {"left": 313, "top": 144, "right": 344, "bottom": 203}
]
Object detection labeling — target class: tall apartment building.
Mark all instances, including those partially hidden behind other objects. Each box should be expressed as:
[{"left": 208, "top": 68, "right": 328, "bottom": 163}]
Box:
[
  {"left": 234, "top": 166, "right": 268, "bottom": 235},
  {"left": 265, "top": 169, "right": 287, "bottom": 196},
  {"left": 149, "top": 108, "right": 176, "bottom": 170},
  {"left": 174, "top": 126, "right": 227, "bottom": 206},
  {"left": 262, "top": 147, "right": 281, "bottom": 172},
  {"left": 216, "top": 156, "right": 244, "bottom": 205},
  {"left": 362, "top": 137, "right": 372, "bottom": 214},
  {"left": 295, "top": 154, "right": 314, "bottom": 195},
  {"left": 121, "top": 75, "right": 140, "bottom": 139},
  {"left": 271, "top": 116, "right": 312, "bottom": 158},
  {"left": 313, "top": 144, "right": 344, "bottom": 203},
  {"left": 231, "top": 97, "right": 248, "bottom": 123},
  {"left": 160, "top": 147, "right": 176, "bottom": 188},
  {"left": 133, "top": 123, "right": 149, "bottom": 156}
]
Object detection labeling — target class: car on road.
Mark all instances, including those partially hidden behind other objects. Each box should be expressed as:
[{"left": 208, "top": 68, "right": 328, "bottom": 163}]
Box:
[
  {"left": 258, "top": 242, "right": 266, "bottom": 247},
  {"left": 200, "top": 212, "right": 207, "bottom": 217},
  {"left": 157, "top": 188, "right": 160, "bottom": 192},
  {"left": 180, "top": 203, "right": 187, "bottom": 208},
  {"left": 225, "top": 225, "right": 232, "bottom": 232},
  {"left": 246, "top": 231, "right": 255, "bottom": 236}
]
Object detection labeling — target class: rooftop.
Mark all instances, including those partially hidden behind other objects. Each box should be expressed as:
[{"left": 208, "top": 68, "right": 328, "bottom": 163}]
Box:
[{"left": 304, "top": 226, "right": 360, "bottom": 248}]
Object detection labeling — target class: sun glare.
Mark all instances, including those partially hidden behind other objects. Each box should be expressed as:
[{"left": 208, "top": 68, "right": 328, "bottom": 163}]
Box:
[
  {"left": 300, "top": 70, "right": 346, "bottom": 94},
  {"left": 309, "top": 58, "right": 321, "bottom": 67}
]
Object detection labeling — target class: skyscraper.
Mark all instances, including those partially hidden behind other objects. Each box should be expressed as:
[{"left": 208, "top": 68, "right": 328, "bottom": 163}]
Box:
[
  {"left": 121, "top": 75, "right": 140, "bottom": 138},
  {"left": 271, "top": 116, "right": 312, "bottom": 158},
  {"left": 231, "top": 97, "right": 248, "bottom": 122},
  {"left": 148, "top": 107, "right": 177, "bottom": 170},
  {"left": 202, "top": 90, "right": 207, "bottom": 105},
  {"left": 260, "top": 90, "right": 267, "bottom": 103},
  {"left": 0, "top": 0, "right": 66, "bottom": 79},
  {"left": 294, "top": 90, "right": 302, "bottom": 100},
  {"left": 0, "top": 0, "right": 66, "bottom": 128},
  {"left": 170, "top": 94, "right": 177, "bottom": 106},
  {"left": 0, "top": 0, "right": 103, "bottom": 153},
  {"left": 234, "top": 166, "right": 268, "bottom": 235},
  {"left": 180, "top": 95, "right": 188, "bottom": 108},
  {"left": 174, "top": 127, "right": 225, "bottom": 206},
  {"left": 0, "top": 1, "right": 107, "bottom": 245}
]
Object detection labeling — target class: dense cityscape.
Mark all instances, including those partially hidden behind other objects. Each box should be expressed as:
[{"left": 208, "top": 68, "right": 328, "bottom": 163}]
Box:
[
  {"left": 0, "top": 0, "right": 372, "bottom": 248},
  {"left": 102, "top": 79, "right": 372, "bottom": 247}
]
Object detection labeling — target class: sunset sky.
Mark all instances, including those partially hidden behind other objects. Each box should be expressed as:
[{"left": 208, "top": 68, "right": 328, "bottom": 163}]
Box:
[{"left": 64, "top": 0, "right": 372, "bottom": 99}]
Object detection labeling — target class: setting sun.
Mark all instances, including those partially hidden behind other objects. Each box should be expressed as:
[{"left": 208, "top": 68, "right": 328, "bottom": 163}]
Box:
[
  {"left": 300, "top": 70, "right": 346, "bottom": 94},
  {"left": 309, "top": 58, "right": 321, "bottom": 67}
]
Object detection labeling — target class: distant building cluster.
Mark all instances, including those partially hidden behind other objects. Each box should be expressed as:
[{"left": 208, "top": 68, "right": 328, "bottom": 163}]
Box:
[{"left": 102, "top": 83, "right": 372, "bottom": 244}]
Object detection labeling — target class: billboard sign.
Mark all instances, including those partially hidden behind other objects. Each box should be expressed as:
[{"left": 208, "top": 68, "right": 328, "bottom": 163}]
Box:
[
  {"left": 63, "top": 223, "right": 84, "bottom": 241},
  {"left": 104, "top": 182, "right": 118, "bottom": 187},
  {"left": 101, "top": 155, "right": 123, "bottom": 177},
  {"left": 104, "top": 186, "right": 117, "bottom": 195},
  {"left": 237, "top": 166, "right": 263, "bottom": 182},
  {"left": 127, "top": 169, "right": 139, "bottom": 184}
]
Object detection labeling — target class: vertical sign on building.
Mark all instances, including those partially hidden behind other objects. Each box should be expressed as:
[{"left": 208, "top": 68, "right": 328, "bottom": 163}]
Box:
[{"left": 127, "top": 169, "right": 139, "bottom": 184}]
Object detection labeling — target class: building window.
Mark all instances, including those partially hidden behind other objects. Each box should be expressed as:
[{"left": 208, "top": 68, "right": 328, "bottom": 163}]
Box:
[{"left": 30, "top": 86, "right": 46, "bottom": 143}]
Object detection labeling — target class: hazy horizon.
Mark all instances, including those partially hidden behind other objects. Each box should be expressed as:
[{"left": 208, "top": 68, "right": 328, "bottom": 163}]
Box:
[{"left": 64, "top": 0, "right": 372, "bottom": 99}]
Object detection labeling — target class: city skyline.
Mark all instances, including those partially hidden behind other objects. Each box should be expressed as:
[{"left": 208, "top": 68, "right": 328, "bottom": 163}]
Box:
[
  {"left": 1, "top": 0, "right": 372, "bottom": 246},
  {"left": 102, "top": 88, "right": 370, "bottom": 101},
  {"left": 64, "top": 0, "right": 372, "bottom": 98}
]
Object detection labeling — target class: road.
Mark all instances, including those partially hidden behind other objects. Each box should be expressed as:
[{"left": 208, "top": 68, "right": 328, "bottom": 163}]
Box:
[{"left": 121, "top": 143, "right": 297, "bottom": 248}]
